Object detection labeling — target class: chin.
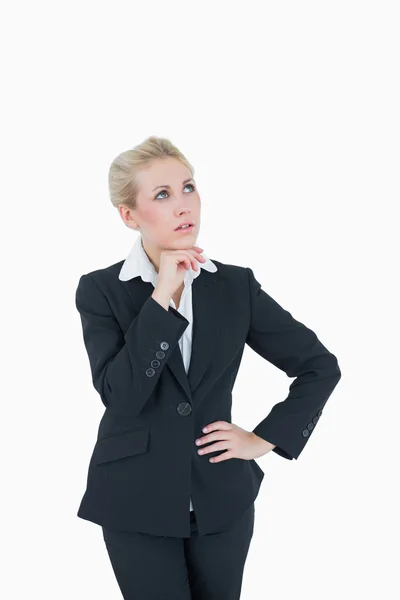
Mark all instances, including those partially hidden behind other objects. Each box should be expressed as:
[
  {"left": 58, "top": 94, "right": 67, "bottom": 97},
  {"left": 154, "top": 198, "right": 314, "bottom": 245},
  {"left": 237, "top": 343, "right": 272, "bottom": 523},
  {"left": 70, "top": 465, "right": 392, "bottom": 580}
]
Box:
[{"left": 172, "top": 229, "right": 197, "bottom": 241}]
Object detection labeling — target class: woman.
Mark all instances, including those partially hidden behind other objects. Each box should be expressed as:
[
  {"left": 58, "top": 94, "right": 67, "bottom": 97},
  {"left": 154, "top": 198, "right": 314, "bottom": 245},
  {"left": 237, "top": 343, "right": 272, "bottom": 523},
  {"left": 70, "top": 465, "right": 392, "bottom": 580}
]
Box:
[{"left": 75, "top": 136, "right": 341, "bottom": 599}]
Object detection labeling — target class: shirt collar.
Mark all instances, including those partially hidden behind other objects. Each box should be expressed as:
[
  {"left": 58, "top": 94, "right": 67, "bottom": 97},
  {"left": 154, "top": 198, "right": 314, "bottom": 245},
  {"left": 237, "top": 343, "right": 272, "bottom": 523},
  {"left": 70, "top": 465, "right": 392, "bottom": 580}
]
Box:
[{"left": 118, "top": 235, "right": 218, "bottom": 283}]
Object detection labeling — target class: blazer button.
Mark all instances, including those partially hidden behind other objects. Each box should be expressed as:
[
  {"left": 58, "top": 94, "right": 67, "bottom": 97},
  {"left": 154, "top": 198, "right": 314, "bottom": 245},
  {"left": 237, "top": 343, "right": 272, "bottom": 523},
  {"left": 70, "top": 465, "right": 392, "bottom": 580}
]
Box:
[
  {"left": 312, "top": 416, "right": 319, "bottom": 425},
  {"left": 307, "top": 422, "right": 314, "bottom": 431},
  {"left": 146, "top": 368, "right": 156, "bottom": 377},
  {"left": 151, "top": 360, "right": 161, "bottom": 368},
  {"left": 160, "top": 341, "right": 169, "bottom": 350},
  {"left": 302, "top": 428, "right": 309, "bottom": 437},
  {"left": 177, "top": 402, "right": 192, "bottom": 416},
  {"left": 318, "top": 409, "right": 323, "bottom": 417},
  {"left": 156, "top": 350, "right": 166, "bottom": 360}
]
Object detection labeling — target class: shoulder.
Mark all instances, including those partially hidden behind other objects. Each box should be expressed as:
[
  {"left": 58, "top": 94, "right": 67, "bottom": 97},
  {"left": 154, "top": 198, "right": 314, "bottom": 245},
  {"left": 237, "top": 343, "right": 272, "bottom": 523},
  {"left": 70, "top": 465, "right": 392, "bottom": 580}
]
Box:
[
  {"left": 78, "top": 259, "right": 124, "bottom": 284},
  {"left": 210, "top": 258, "right": 254, "bottom": 283},
  {"left": 209, "top": 259, "right": 252, "bottom": 294},
  {"left": 75, "top": 260, "right": 125, "bottom": 303},
  {"left": 209, "top": 258, "right": 248, "bottom": 278}
]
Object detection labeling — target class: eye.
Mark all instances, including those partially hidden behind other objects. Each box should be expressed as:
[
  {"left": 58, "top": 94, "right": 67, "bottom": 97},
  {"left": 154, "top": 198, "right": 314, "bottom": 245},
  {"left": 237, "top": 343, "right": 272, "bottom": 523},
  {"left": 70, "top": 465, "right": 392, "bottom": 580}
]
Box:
[
  {"left": 155, "top": 183, "right": 195, "bottom": 200},
  {"left": 155, "top": 190, "right": 168, "bottom": 200}
]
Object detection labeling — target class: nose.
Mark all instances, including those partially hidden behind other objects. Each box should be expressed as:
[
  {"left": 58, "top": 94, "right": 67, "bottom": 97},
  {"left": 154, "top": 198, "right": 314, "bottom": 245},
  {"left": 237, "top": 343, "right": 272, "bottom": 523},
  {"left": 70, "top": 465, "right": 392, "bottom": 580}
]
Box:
[{"left": 176, "top": 207, "right": 191, "bottom": 217}]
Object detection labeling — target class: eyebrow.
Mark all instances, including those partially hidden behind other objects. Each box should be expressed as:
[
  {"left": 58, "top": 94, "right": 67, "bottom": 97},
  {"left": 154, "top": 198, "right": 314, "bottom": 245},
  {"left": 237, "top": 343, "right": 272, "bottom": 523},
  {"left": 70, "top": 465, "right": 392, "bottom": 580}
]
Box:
[{"left": 152, "top": 178, "right": 194, "bottom": 192}]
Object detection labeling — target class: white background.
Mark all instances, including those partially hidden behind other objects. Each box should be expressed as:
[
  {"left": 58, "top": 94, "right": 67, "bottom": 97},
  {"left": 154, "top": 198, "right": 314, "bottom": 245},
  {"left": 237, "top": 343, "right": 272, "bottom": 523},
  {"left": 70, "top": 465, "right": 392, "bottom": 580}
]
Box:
[{"left": 2, "top": 1, "right": 399, "bottom": 598}]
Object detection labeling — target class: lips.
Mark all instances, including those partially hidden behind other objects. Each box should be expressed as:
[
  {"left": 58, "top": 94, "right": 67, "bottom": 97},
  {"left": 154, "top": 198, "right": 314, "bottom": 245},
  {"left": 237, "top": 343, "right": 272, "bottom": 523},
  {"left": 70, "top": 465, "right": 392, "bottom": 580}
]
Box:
[{"left": 174, "top": 221, "right": 194, "bottom": 231}]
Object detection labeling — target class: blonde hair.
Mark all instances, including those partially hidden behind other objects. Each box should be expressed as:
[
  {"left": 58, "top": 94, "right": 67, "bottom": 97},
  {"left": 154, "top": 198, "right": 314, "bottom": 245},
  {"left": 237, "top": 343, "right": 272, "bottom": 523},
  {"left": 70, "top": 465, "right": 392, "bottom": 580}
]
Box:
[{"left": 108, "top": 136, "right": 195, "bottom": 210}]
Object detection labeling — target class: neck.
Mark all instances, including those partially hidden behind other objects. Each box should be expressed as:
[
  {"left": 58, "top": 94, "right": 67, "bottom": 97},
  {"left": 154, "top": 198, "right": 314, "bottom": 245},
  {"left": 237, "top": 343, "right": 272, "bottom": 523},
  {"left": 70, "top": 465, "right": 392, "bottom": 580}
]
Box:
[{"left": 141, "top": 237, "right": 161, "bottom": 273}]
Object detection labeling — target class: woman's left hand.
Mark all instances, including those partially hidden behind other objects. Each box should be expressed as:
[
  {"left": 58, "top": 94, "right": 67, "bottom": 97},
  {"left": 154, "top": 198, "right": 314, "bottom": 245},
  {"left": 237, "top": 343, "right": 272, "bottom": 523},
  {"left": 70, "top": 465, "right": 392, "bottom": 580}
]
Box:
[{"left": 194, "top": 420, "right": 276, "bottom": 463}]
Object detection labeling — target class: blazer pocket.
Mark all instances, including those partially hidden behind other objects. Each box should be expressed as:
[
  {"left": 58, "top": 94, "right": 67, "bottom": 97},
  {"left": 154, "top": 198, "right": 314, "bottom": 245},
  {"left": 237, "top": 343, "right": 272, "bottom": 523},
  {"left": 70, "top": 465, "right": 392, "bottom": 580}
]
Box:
[{"left": 92, "top": 425, "right": 150, "bottom": 465}]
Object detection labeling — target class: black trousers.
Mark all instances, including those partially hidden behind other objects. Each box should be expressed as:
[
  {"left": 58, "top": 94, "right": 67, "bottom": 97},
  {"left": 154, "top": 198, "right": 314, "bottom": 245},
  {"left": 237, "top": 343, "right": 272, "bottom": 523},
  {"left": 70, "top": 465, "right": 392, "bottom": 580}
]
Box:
[{"left": 101, "top": 502, "right": 255, "bottom": 600}]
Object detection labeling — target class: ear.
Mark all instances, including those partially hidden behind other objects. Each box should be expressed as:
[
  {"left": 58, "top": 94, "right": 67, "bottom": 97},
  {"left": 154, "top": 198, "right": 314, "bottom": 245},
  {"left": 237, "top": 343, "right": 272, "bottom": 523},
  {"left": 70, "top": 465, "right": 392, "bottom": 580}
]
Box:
[{"left": 118, "top": 205, "right": 139, "bottom": 230}]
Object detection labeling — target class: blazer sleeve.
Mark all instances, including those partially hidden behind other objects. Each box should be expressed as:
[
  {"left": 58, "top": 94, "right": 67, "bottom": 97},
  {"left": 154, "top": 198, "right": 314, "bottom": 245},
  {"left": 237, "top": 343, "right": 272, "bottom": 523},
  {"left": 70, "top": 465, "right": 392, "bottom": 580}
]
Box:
[
  {"left": 75, "top": 273, "right": 190, "bottom": 415},
  {"left": 245, "top": 267, "right": 341, "bottom": 460}
]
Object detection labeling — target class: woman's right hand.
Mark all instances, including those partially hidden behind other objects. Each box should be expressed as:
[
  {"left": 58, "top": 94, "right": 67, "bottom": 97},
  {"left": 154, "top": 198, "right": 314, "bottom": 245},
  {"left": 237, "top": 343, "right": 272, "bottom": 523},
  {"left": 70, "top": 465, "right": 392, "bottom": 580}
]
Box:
[{"left": 154, "top": 245, "right": 206, "bottom": 300}]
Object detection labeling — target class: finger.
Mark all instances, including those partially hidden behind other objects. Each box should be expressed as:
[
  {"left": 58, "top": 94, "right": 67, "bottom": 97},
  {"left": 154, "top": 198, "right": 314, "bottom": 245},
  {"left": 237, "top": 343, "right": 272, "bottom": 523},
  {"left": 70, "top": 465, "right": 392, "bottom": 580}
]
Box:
[
  {"left": 191, "top": 256, "right": 198, "bottom": 270},
  {"left": 176, "top": 250, "right": 204, "bottom": 271},
  {"left": 209, "top": 451, "right": 234, "bottom": 463},
  {"left": 177, "top": 254, "right": 194, "bottom": 270},
  {"left": 184, "top": 250, "right": 204, "bottom": 270},
  {"left": 202, "top": 421, "right": 230, "bottom": 433},
  {"left": 186, "top": 248, "right": 206, "bottom": 261},
  {"left": 197, "top": 431, "right": 232, "bottom": 445},
  {"left": 187, "top": 251, "right": 206, "bottom": 268},
  {"left": 197, "top": 441, "right": 232, "bottom": 455}
]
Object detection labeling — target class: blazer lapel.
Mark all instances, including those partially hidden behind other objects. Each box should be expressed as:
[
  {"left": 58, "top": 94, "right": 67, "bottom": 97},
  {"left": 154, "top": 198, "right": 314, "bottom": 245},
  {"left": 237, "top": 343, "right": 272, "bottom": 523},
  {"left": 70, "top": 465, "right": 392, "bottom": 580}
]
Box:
[
  {"left": 121, "top": 268, "right": 225, "bottom": 400},
  {"left": 186, "top": 269, "right": 225, "bottom": 395}
]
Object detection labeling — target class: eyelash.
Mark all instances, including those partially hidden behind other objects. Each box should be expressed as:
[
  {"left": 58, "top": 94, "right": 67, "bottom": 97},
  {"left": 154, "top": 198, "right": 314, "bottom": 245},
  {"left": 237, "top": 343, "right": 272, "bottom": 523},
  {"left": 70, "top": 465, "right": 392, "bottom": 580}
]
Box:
[{"left": 155, "top": 183, "right": 195, "bottom": 200}]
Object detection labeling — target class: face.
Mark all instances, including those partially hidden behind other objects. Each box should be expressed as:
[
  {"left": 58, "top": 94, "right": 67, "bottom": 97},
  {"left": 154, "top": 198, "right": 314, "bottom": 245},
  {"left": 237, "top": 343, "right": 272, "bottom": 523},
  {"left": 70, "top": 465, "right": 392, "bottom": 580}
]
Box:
[{"left": 119, "top": 157, "right": 201, "bottom": 253}]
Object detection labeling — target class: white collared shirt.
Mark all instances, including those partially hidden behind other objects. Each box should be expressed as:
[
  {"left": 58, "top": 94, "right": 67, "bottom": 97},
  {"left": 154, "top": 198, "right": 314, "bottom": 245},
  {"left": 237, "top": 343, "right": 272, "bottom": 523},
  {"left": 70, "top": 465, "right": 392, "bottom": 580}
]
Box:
[{"left": 119, "top": 235, "right": 218, "bottom": 511}]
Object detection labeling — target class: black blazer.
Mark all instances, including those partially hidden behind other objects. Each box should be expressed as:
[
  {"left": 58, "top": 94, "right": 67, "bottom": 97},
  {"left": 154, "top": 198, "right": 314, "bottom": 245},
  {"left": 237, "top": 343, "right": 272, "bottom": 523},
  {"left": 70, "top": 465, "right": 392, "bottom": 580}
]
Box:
[{"left": 75, "top": 259, "right": 341, "bottom": 538}]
